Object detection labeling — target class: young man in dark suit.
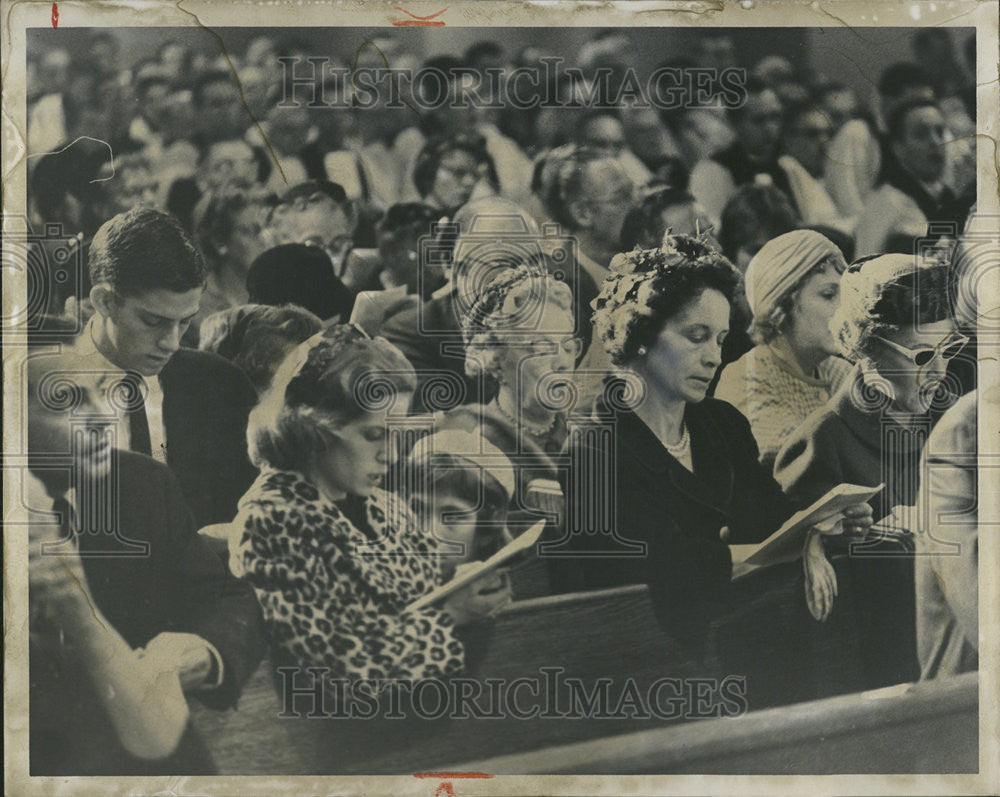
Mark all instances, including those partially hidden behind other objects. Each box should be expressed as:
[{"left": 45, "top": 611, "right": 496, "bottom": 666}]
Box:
[
  {"left": 27, "top": 348, "right": 265, "bottom": 774},
  {"left": 68, "top": 206, "right": 258, "bottom": 527}
]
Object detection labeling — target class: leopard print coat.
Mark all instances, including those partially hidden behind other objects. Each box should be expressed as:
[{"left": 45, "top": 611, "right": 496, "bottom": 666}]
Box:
[{"left": 230, "top": 469, "right": 464, "bottom": 680}]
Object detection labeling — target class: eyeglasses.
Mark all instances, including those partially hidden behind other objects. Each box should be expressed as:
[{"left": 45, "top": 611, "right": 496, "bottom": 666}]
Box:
[{"left": 873, "top": 333, "right": 968, "bottom": 367}]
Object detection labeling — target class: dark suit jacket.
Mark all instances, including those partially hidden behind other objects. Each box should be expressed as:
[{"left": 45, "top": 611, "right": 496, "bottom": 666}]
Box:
[
  {"left": 378, "top": 290, "right": 480, "bottom": 413},
  {"left": 548, "top": 395, "right": 795, "bottom": 641},
  {"left": 31, "top": 450, "right": 266, "bottom": 774},
  {"left": 160, "top": 348, "right": 258, "bottom": 528}
]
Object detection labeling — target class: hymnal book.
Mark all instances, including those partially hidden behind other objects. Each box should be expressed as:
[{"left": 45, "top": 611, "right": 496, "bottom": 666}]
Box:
[
  {"left": 732, "top": 482, "right": 884, "bottom": 573},
  {"left": 407, "top": 520, "right": 547, "bottom": 611}
]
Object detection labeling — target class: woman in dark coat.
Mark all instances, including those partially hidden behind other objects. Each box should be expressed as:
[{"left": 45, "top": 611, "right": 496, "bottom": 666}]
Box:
[
  {"left": 547, "top": 235, "right": 873, "bottom": 643},
  {"left": 775, "top": 255, "right": 963, "bottom": 518},
  {"left": 774, "top": 254, "right": 965, "bottom": 685}
]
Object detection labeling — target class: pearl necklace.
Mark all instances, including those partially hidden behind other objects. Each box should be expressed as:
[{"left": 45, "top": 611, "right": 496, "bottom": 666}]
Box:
[
  {"left": 663, "top": 422, "right": 691, "bottom": 457},
  {"left": 493, "top": 398, "right": 557, "bottom": 438}
]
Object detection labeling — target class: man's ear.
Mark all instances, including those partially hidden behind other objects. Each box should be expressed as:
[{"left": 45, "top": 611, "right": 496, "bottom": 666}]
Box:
[{"left": 90, "top": 284, "right": 116, "bottom": 319}]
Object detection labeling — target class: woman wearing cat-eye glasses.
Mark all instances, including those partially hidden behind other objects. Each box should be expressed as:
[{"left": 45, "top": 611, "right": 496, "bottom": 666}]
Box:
[{"left": 774, "top": 253, "right": 966, "bottom": 688}]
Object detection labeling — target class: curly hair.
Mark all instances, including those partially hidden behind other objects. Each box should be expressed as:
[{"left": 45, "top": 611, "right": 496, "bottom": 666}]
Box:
[
  {"left": 831, "top": 256, "right": 953, "bottom": 361},
  {"left": 461, "top": 263, "right": 575, "bottom": 384},
  {"left": 247, "top": 324, "right": 416, "bottom": 471},
  {"left": 592, "top": 234, "right": 741, "bottom": 367}
]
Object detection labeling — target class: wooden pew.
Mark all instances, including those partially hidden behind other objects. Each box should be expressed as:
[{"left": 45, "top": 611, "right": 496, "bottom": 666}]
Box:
[
  {"left": 191, "top": 554, "right": 884, "bottom": 774},
  {"left": 447, "top": 670, "right": 979, "bottom": 775}
]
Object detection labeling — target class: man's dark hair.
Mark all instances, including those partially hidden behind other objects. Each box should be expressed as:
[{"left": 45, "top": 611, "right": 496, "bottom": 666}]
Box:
[
  {"left": 89, "top": 207, "right": 207, "bottom": 297},
  {"left": 885, "top": 97, "right": 940, "bottom": 142},
  {"left": 718, "top": 184, "right": 800, "bottom": 263},
  {"left": 878, "top": 62, "right": 934, "bottom": 99},
  {"left": 376, "top": 202, "right": 440, "bottom": 237},
  {"left": 265, "top": 180, "right": 351, "bottom": 227},
  {"left": 620, "top": 186, "right": 698, "bottom": 250}
]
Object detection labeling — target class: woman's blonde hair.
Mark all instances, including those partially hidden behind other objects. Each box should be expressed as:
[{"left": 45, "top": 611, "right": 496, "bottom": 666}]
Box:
[
  {"left": 461, "top": 263, "right": 575, "bottom": 384},
  {"left": 247, "top": 324, "right": 416, "bottom": 471}
]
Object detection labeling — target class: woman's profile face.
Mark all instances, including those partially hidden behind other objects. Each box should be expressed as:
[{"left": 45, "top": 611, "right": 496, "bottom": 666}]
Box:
[
  {"left": 314, "top": 391, "right": 413, "bottom": 498},
  {"left": 785, "top": 257, "right": 844, "bottom": 356},
  {"left": 640, "top": 288, "right": 730, "bottom": 405},
  {"left": 412, "top": 491, "right": 480, "bottom": 581},
  {"left": 872, "top": 318, "right": 958, "bottom": 413},
  {"left": 498, "top": 304, "right": 579, "bottom": 401}
]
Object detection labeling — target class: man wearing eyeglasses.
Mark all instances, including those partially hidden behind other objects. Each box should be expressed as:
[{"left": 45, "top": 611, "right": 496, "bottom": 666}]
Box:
[
  {"left": 264, "top": 179, "right": 358, "bottom": 281},
  {"left": 777, "top": 103, "right": 855, "bottom": 234},
  {"left": 775, "top": 254, "right": 967, "bottom": 688},
  {"left": 689, "top": 79, "right": 790, "bottom": 228}
]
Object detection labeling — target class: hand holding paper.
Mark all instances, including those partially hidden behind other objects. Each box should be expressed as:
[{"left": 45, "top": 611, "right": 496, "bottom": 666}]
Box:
[
  {"left": 441, "top": 565, "right": 512, "bottom": 626},
  {"left": 408, "top": 520, "right": 546, "bottom": 613}
]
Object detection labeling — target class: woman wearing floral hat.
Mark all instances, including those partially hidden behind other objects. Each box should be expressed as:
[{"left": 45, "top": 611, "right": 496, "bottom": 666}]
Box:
[{"left": 548, "top": 234, "right": 874, "bottom": 645}]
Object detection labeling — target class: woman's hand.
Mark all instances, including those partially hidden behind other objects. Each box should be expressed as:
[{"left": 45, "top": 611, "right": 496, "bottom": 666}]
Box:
[
  {"left": 803, "top": 529, "right": 838, "bottom": 621},
  {"left": 441, "top": 565, "right": 512, "bottom": 626},
  {"left": 838, "top": 502, "right": 874, "bottom": 539}
]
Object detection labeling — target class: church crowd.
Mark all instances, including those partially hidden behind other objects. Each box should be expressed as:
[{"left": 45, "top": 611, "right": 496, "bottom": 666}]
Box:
[{"left": 22, "top": 27, "right": 983, "bottom": 774}]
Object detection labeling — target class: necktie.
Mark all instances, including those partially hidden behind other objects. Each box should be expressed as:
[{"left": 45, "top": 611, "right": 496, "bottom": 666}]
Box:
[
  {"left": 51, "top": 495, "right": 78, "bottom": 538},
  {"left": 123, "top": 372, "right": 152, "bottom": 457}
]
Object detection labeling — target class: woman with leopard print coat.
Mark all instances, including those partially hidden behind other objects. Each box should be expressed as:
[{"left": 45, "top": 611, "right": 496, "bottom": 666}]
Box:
[{"left": 229, "top": 325, "right": 510, "bottom": 681}]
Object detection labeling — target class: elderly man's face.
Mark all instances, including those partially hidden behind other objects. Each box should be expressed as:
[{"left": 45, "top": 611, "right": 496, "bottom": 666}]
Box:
[
  {"left": 736, "top": 89, "right": 783, "bottom": 160},
  {"left": 269, "top": 192, "right": 353, "bottom": 256},
  {"left": 581, "top": 160, "right": 635, "bottom": 247}
]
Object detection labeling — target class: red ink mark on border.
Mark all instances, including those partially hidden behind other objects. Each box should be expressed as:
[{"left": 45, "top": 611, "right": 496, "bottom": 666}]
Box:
[
  {"left": 392, "top": 6, "right": 448, "bottom": 26},
  {"left": 51, "top": 3, "right": 59, "bottom": 27},
  {"left": 414, "top": 772, "right": 493, "bottom": 796}
]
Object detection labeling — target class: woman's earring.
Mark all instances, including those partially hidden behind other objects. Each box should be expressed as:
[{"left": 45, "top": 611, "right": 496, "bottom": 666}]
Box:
[{"left": 637, "top": 345, "right": 648, "bottom": 357}]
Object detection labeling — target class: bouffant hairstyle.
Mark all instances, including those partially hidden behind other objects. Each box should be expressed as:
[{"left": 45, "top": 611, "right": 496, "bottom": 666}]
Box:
[
  {"left": 247, "top": 324, "right": 416, "bottom": 471},
  {"left": 461, "top": 262, "right": 576, "bottom": 384},
  {"left": 592, "top": 234, "right": 741, "bottom": 367},
  {"left": 199, "top": 303, "right": 322, "bottom": 394},
  {"left": 830, "top": 255, "right": 953, "bottom": 361}
]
